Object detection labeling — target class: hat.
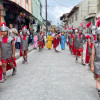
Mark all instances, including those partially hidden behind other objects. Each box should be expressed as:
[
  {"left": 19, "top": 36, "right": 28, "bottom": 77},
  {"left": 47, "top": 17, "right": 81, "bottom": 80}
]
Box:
[
  {"left": 96, "top": 27, "right": 100, "bottom": 35},
  {"left": 78, "top": 27, "right": 83, "bottom": 31},
  {"left": 22, "top": 26, "right": 27, "bottom": 33},
  {"left": 0, "top": 22, "right": 8, "bottom": 32}
]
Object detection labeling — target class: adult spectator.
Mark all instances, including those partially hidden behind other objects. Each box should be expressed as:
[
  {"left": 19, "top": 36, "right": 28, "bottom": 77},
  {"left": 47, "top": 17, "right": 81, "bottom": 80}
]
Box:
[{"left": 9, "top": 24, "right": 18, "bottom": 38}]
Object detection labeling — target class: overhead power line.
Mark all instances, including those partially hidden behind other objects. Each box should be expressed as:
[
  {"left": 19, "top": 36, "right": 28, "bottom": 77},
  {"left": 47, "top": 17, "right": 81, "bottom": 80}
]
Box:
[{"left": 54, "top": 0, "right": 68, "bottom": 7}]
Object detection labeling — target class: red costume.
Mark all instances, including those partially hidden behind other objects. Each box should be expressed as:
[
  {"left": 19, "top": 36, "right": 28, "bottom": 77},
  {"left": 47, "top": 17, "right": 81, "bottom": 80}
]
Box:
[{"left": 53, "top": 35, "right": 61, "bottom": 49}]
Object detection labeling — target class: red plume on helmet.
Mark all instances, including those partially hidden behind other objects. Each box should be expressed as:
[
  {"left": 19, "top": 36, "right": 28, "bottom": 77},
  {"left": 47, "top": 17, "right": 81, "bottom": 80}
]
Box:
[
  {"left": 96, "top": 20, "right": 100, "bottom": 27},
  {"left": 24, "top": 25, "right": 27, "bottom": 29},
  {"left": 69, "top": 27, "right": 72, "bottom": 30},
  {"left": 1, "top": 22, "right": 6, "bottom": 26},
  {"left": 86, "top": 22, "right": 91, "bottom": 28},
  {"left": 74, "top": 28, "right": 77, "bottom": 30},
  {"left": 22, "top": 25, "right": 27, "bottom": 29}
]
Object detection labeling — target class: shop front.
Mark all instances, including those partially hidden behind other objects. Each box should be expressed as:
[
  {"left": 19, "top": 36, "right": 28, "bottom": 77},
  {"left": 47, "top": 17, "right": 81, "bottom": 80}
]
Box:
[{"left": 1, "top": 0, "right": 34, "bottom": 31}]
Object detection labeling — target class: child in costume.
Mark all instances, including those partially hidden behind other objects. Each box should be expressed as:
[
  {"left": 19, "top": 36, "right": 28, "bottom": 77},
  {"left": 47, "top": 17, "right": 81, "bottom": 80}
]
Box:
[
  {"left": 91, "top": 27, "right": 100, "bottom": 99},
  {"left": 73, "top": 29, "right": 78, "bottom": 55},
  {"left": 61, "top": 32, "right": 66, "bottom": 50},
  {"left": 68, "top": 29, "right": 73, "bottom": 54},
  {"left": 75, "top": 27, "right": 86, "bottom": 66},
  {"left": 46, "top": 32, "right": 53, "bottom": 50},
  {"left": 20, "top": 27, "right": 29, "bottom": 64},
  {"left": 0, "top": 23, "right": 16, "bottom": 83}
]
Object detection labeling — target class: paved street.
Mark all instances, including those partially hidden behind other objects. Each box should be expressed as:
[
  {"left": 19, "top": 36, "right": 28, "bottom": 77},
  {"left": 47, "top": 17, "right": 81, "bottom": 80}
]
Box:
[{"left": 0, "top": 45, "right": 98, "bottom": 100}]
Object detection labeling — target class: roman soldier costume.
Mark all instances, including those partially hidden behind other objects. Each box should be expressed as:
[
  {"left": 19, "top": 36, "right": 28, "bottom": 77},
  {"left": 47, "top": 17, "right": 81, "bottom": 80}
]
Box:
[
  {"left": 20, "top": 27, "right": 29, "bottom": 64},
  {"left": 0, "top": 23, "right": 16, "bottom": 83},
  {"left": 68, "top": 29, "right": 73, "bottom": 54},
  {"left": 75, "top": 27, "right": 86, "bottom": 65}
]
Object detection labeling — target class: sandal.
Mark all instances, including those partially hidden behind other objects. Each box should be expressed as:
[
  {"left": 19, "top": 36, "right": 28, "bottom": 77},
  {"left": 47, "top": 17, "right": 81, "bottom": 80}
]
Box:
[
  {"left": 0, "top": 73, "right": 6, "bottom": 83},
  {"left": 75, "top": 58, "right": 78, "bottom": 63},
  {"left": 25, "top": 59, "right": 28, "bottom": 64},
  {"left": 12, "top": 68, "right": 16, "bottom": 76},
  {"left": 22, "top": 60, "right": 25, "bottom": 64},
  {"left": 81, "top": 60, "right": 86, "bottom": 66}
]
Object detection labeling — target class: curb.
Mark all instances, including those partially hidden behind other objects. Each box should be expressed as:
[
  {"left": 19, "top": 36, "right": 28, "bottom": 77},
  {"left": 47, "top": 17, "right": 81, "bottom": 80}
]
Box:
[{"left": 16, "top": 48, "right": 34, "bottom": 60}]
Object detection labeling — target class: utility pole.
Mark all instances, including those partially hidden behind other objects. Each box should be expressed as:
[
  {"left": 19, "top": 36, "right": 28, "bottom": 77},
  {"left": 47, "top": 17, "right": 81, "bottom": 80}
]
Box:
[{"left": 45, "top": 0, "right": 47, "bottom": 34}]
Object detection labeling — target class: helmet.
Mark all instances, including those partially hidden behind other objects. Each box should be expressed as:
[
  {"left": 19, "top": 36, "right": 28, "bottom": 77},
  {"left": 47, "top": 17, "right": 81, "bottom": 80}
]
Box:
[
  {"left": 0, "top": 23, "right": 8, "bottom": 32},
  {"left": 96, "top": 27, "right": 100, "bottom": 35},
  {"left": 78, "top": 27, "right": 83, "bottom": 31},
  {"left": 22, "top": 26, "right": 27, "bottom": 33},
  {"left": 75, "top": 29, "right": 78, "bottom": 33}
]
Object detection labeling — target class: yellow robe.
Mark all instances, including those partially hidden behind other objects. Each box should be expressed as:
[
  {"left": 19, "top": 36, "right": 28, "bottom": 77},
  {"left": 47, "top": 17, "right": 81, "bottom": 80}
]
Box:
[{"left": 46, "top": 35, "right": 53, "bottom": 49}]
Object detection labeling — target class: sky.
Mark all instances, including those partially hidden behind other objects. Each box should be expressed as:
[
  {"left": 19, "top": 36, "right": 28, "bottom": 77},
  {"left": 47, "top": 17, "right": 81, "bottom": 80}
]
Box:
[{"left": 42, "top": 0, "right": 83, "bottom": 26}]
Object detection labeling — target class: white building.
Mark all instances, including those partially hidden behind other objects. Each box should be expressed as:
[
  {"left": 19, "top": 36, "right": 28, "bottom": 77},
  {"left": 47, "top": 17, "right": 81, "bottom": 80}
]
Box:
[{"left": 66, "top": 0, "right": 97, "bottom": 28}]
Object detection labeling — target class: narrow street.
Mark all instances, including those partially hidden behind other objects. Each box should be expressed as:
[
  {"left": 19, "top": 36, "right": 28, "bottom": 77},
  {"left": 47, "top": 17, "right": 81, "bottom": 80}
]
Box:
[{"left": 0, "top": 46, "right": 98, "bottom": 100}]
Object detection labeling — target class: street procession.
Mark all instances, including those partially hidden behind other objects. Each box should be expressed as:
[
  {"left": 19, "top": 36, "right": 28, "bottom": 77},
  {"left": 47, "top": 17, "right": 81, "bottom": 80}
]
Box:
[{"left": 0, "top": 0, "right": 100, "bottom": 100}]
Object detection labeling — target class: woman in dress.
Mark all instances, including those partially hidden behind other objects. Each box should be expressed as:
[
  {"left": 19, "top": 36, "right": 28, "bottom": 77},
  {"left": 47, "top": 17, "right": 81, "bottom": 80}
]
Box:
[
  {"left": 61, "top": 32, "right": 66, "bottom": 50},
  {"left": 33, "top": 33, "right": 38, "bottom": 49}
]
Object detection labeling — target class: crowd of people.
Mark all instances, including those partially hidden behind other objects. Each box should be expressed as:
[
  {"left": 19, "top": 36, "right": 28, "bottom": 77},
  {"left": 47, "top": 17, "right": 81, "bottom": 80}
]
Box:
[
  {"left": 45, "top": 21, "right": 100, "bottom": 99},
  {"left": 65, "top": 21, "right": 100, "bottom": 99},
  {"left": 0, "top": 20, "right": 100, "bottom": 99}
]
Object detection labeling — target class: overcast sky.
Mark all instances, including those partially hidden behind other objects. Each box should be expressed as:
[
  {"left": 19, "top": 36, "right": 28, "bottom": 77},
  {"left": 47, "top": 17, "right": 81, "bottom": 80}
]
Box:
[{"left": 42, "top": 0, "right": 83, "bottom": 25}]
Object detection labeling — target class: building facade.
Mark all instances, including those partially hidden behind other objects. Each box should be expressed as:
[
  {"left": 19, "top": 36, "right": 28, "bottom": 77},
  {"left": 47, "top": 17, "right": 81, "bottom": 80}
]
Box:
[
  {"left": 62, "top": 0, "right": 97, "bottom": 29},
  {"left": 32, "top": 0, "right": 43, "bottom": 32},
  {"left": 0, "top": 0, "right": 43, "bottom": 32}
]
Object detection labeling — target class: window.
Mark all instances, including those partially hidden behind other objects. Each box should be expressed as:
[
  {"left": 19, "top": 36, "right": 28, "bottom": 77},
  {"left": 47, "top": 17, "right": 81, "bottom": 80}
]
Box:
[
  {"left": 72, "top": 16, "right": 74, "bottom": 23},
  {"left": 26, "top": 0, "right": 28, "bottom": 3},
  {"left": 75, "top": 13, "right": 78, "bottom": 21}
]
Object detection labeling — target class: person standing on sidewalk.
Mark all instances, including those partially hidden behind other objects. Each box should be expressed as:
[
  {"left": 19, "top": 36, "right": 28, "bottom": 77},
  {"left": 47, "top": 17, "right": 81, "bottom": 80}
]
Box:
[
  {"left": 0, "top": 23, "right": 16, "bottom": 83},
  {"left": 9, "top": 24, "right": 18, "bottom": 43},
  {"left": 33, "top": 32, "right": 38, "bottom": 49},
  {"left": 91, "top": 27, "right": 100, "bottom": 100},
  {"left": 20, "top": 26, "right": 29, "bottom": 64},
  {"left": 75, "top": 27, "right": 86, "bottom": 66},
  {"left": 16, "top": 34, "right": 21, "bottom": 51}
]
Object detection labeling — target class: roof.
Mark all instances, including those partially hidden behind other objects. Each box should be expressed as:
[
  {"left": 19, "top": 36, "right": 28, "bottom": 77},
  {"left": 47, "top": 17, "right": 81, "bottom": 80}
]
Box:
[
  {"left": 67, "top": 6, "right": 79, "bottom": 18},
  {"left": 60, "top": 13, "right": 69, "bottom": 20}
]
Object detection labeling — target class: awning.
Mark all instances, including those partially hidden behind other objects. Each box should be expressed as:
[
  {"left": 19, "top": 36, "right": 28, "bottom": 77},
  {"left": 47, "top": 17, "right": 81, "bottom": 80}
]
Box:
[{"left": 84, "top": 14, "right": 96, "bottom": 20}]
